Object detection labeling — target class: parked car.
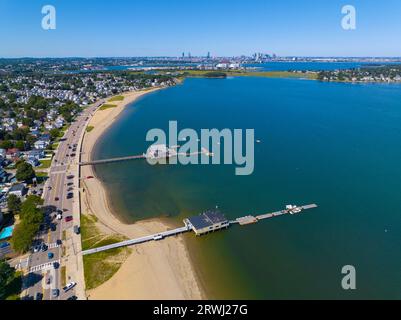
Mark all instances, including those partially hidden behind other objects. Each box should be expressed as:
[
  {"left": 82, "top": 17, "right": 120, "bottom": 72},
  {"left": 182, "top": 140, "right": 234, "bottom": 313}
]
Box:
[
  {"left": 67, "top": 193, "right": 73, "bottom": 199},
  {"left": 35, "top": 292, "right": 43, "bottom": 300},
  {"left": 54, "top": 197, "right": 59, "bottom": 201},
  {"left": 52, "top": 289, "right": 59, "bottom": 298},
  {"left": 48, "top": 252, "right": 54, "bottom": 259},
  {"left": 73, "top": 225, "right": 80, "bottom": 235},
  {"left": 63, "top": 282, "right": 76, "bottom": 292},
  {"left": 65, "top": 216, "right": 73, "bottom": 222}
]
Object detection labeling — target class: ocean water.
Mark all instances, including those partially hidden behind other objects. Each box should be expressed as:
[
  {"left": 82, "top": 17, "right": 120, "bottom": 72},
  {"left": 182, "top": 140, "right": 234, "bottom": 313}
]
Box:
[{"left": 93, "top": 76, "right": 401, "bottom": 299}]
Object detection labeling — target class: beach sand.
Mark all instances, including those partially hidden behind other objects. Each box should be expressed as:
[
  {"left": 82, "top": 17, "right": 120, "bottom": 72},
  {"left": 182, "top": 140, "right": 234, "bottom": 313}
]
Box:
[{"left": 80, "top": 89, "right": 204, "bottom": 300}]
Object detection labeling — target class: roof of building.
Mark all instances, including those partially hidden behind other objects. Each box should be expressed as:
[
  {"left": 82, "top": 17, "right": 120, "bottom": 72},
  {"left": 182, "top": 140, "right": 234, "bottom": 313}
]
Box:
[
  {"left": 9, "top": 184, "right": 25, "bottom": 192},
  {"left": 187, "top": 210, "right": 228, "bottom": 230}
]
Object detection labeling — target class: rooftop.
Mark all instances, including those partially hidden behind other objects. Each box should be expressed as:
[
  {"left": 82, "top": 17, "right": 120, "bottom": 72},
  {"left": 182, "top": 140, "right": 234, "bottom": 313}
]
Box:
[{"left": 187, "top": 210, "right": 228, "bottom": 230}]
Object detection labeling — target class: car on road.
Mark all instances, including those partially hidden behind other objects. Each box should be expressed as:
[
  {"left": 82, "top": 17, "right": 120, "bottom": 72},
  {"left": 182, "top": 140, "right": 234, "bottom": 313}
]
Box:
[
  {"left": 52, "top": 289, "right": 59, "bottom": 298},
  {"left": 73, "top": 225, "right": 80, "bottom": 235},
  {"left": 65, "top": 216, "right": 73, "bottom": 222},
  {"left": 63, "top": 282, "right": 77, "bottom": 292},
  {"left": 71, "top": 153, "right": 76, "bottom": 157},
  {"left": 67, "top": 182, "right": 74, "bottom": 186},
  {"left": 54, "top": 197, "right": 59, "bottom": 201},
  {"left": 48, "top": 252, "right": 54, "bottom": 259},
  {"left": 35, "top": 292, "right": 43, "bottom": 300},
  {"left": 67, "top": 175, "right": 74, "bottom": 179},
  {"left": 86, "top": 176, "right": 94, "bottom": 179},
  {"left": 67, "top": 192, "right": 74, "bottom": 199}
]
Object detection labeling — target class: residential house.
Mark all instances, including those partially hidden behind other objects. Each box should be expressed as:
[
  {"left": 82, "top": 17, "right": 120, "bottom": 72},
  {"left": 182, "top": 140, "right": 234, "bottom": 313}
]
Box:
[
  {"left": 6, "top": 148, "right": 20, "bottom": 161},
  {"left": 8, "top": 183, "right": 27, "bottom": 198}
]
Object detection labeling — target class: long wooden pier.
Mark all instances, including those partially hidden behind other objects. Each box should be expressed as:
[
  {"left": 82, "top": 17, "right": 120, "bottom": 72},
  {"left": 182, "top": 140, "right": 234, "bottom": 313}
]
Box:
[
  {"left": 81, "top": 204, "right": 318, "bottom": 256},
  {"left": 79, "top": 147, "right": 212, "bottom": 166}
]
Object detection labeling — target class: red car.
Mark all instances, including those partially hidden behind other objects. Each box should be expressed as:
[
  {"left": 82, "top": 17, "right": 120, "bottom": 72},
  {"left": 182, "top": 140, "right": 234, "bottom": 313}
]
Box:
[
  {"left": 86, "top": 176, "right": 94, "bottom": 179},
  {"left": 65, "top": 216, "right": 73, "bottom": 222}
]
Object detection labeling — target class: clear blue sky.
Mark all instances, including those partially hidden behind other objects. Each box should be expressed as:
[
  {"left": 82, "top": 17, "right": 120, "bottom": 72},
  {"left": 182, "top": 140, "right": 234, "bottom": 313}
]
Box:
[{"left": 0, "top": 0, "right": 400, "bottom": 57}]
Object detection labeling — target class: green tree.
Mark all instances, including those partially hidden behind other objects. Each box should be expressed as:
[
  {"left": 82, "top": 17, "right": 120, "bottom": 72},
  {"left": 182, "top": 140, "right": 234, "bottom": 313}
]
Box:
[
  {"left": 15, "top": 140, "right": 26, "bottom": 151},
  {"left": 49, "top": 128, "right": 61, "bottom": 140},
  {"left": 11, "top": 195, "right": 44, "bottom": 254},
  {"left": 0, "top": 140, "right": 13, "bottom": 149},
  {"left": 15, "top": 161, "right": 35, "bottom": 182},
  {"left": 0, "top": 260, "right": 16, "bottom": 300},
  {"left": 7, "top": 194, "right": 22, "bottom": 214}
]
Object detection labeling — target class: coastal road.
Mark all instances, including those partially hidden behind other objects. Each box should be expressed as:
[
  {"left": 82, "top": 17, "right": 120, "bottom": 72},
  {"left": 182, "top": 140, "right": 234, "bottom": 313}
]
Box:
[{"left": 25, "top": 100, "right": 104, "bottom": 300}]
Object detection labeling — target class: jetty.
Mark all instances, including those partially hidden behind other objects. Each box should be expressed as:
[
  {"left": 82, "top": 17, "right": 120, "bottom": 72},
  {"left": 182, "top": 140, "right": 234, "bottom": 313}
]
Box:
[
  {"left": 79, "top": 145, "right": 212, "bottom": 166},
  {"left": 82, "top": 203, "right": 318, "bottom": 256}
]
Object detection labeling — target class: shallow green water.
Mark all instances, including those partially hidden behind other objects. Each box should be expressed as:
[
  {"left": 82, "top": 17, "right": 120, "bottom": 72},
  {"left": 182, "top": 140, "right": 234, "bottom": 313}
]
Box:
[{"left": 93, "top": 77, "right": 401, "bottom": 299}]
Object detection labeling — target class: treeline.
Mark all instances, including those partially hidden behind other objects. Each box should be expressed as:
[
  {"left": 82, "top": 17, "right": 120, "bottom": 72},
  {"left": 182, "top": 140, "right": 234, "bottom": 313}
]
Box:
[{"left": 10, "top": 195, "right": 44, "bottom": 253}]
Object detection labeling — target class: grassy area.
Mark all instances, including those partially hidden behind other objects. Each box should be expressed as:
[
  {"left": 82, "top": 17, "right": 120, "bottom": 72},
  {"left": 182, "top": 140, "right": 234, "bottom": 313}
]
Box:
[
  {"left": 99, "top": 104, "right": 117, "bottom": 111},
  {"left": 86, "top": 126, "right": 94, "bottom": 133},
  {"left": 37, "top": 159, "right": 52, "bottom": 169},
  {"left": 81, "top": 214, "right": 131, "bottom": 290},
  {"left": 160, "top": 69, "right": 318, "bottom": 80},
  {"left": 228, "top": 70, "right": 318, "bottom": 79},
  {"left": 61, "top": 266, "right": 67, "bottom": 287},
  {"left": 108, "top": 95, "right": 124, "bottom": 102}
]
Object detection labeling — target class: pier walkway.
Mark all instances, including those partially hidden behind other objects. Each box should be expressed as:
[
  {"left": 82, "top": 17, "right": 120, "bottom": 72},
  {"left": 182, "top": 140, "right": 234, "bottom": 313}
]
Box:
[
  {"left": 81, "top": 204, "right": 318, "bottom": 256},
  {"left": 82, "top": 225, "right": 191, "bottom": 256},
  {"left": 79, "top": 147, "right": 212, "bottom": 166}
]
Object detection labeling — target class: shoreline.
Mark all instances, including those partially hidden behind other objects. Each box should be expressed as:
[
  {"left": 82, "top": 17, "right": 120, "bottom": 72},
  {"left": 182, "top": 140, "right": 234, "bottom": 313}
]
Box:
[{"left": 79, "top": 87, "right": 205, "bottom": 300}]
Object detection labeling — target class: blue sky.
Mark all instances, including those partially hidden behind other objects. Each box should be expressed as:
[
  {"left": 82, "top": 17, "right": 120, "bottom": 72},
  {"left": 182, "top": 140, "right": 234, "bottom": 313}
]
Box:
[{"left": 0, "top": 0, "right": 400, "bottom": 57}]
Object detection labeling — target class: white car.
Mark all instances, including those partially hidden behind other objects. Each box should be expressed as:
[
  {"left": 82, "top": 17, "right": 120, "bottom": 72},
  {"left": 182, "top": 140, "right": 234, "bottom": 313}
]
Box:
[
  {"left": 63, "top": 282, "right": 76, "bottom": 292},
  {"left": 153, "top": 234, "right": 163, "bottom": 241}
]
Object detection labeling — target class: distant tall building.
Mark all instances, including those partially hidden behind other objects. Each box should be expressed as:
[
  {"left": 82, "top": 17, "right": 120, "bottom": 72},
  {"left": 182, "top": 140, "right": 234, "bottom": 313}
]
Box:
[
  {"left": 188, "top": 52, "right": 191, "bottom": 58},
  {"left": 182, "top": 52, "right": 185, "bottom": 59},
  {"left": 207, "top": 52, "right": 211, "bottom": 59}
]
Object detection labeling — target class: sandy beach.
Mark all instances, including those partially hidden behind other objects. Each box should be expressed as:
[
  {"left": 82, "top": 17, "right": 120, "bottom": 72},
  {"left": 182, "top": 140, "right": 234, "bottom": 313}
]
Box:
[{"left": 80, "top": 89, "right": 204, "bottom": 300}]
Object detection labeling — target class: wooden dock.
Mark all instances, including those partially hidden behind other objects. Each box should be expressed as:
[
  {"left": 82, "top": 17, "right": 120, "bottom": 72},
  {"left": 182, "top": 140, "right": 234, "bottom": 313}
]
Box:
[
  {"left": 81, "top": 204, "right": 318, "bottom": 256},
  {"left": 234, "top": 204, "right": 318, "bottom": 226},
  {"left": 79, "top": 147, "right": 212, "bottom": 166}
]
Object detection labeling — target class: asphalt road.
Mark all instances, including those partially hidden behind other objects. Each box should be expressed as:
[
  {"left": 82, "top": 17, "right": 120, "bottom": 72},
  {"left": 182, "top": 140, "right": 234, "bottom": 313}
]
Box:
[{"left": 25, "top": 100, "right": 103, "bottom": 300}]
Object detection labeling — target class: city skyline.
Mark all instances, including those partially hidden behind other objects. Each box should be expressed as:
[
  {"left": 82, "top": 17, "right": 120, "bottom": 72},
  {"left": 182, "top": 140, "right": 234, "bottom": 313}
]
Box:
[{"left": 1, "top": 0, "right": 401, "bottom": 58}]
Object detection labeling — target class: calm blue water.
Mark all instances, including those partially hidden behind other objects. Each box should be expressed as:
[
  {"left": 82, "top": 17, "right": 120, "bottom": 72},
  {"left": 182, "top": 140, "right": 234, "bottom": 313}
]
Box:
[{"left": 94, "top": 76, "right": 401, "bottom": 299}]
